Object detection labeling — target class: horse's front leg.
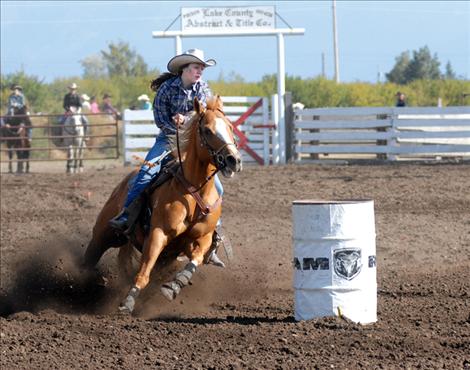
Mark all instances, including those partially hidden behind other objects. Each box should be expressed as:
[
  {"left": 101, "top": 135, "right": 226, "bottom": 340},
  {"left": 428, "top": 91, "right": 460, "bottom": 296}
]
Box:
[
  {"left": 118, "top": 227, "right": 169, "bottom": 314},
  {"left": 66, "top": 145, "right": 73, "bottom": 173},
  {"left": 160, "top": 232, "right": 213, "bottom": 301},
  {"left": 78, "top": 140, "right": 85, "bottom": 173}
]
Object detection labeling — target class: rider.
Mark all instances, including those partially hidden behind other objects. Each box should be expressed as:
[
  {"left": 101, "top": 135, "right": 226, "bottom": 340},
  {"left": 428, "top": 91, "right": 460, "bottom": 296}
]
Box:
[
  {"left": 7, "top": 84, "right": 25, "bottom": 115},
  {"left": 109, "top": 48, "right": 225, "bottom": 266},
  {"left": 62, "top": 83, "right": 89, "bottom": 134},
  {"left": 5, "top": 84, "right": 32, "bottom": 141}
]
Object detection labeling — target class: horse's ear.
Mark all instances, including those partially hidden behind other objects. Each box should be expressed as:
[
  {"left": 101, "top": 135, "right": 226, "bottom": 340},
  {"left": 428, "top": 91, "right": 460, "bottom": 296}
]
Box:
[
  {"left": 194, "top": 97, "right": 203, "bottom": 114},
  {"left": 215, "top": 95, "right": 224, "bottom": 110}
]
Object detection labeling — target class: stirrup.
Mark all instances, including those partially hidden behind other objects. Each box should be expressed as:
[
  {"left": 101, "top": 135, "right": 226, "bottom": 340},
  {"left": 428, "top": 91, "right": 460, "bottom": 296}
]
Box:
[
  {"left": 109, "top": 209, "right": 130, "bottom": 233},
  {"left": 110, "top": 197, "right": 143, "bottom": 235}
]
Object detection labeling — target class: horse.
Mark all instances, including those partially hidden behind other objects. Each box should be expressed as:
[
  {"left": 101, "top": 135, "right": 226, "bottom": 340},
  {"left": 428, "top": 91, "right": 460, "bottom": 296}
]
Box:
[
  {"left": 82, "top": 96, "right": 242, "bottom": 314},
  {"left": 1, "top": 105, "right": 32, "bottom": 174},
  {"left": 63, "top": 106, "right": 86, "bottom": 173}
]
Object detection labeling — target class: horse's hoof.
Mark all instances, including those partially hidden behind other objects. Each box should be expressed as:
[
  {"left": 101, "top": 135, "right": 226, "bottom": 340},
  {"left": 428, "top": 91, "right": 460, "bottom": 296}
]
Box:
[
  {"left": 117, "top": 305, "right": 133, "bottom": 315},
  {"left": 161, "top": 283, "right": 179, "bottom": 301},
  {"left": 79, "top": 167, "right": 84, "bottom": 173},
  {"left": 118, "top": 296, "right": 135, "bottom": 314}
]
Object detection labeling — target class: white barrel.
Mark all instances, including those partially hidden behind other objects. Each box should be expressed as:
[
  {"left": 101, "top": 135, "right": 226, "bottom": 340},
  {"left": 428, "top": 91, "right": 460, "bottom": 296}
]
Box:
[{"left": 292, "top": 200, "right": 377, "bottom": 324}]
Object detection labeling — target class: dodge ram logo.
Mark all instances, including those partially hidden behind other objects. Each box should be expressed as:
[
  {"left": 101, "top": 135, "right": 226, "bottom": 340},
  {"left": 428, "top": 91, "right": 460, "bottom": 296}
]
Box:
[{"left": 334, "top": 248, "right": 362, "bottom": 280}]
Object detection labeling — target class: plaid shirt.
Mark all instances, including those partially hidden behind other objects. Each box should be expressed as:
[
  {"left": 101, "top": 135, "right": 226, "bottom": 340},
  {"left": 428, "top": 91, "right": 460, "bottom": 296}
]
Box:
[{"left": 153, "top": 76, "right": 212, "bottom": 136}]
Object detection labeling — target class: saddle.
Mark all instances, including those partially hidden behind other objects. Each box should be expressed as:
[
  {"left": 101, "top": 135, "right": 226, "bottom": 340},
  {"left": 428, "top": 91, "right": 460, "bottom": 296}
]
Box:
[
  {"left": 125, "top": 159, "right": 180, "bottom": 241},
  {"left": 123, "top": 160, "right": 232, "bottom": 263}
]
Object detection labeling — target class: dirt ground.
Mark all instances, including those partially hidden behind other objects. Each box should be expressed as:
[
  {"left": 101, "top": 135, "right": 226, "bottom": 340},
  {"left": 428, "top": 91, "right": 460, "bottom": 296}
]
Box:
[{"left": 1, "top": 162, "right": 469, "bottom": 369}]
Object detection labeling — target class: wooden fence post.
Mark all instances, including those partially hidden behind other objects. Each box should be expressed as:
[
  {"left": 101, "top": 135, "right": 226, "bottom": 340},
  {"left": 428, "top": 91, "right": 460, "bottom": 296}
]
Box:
[
  {"left": 284, "top": 92, "right": 294, "bottom": 163},
  {"left": 311, "top": 115, "right": 320, "bottom": 160},
  {"left": 376, "top": 113, "right": 388, "bottom": 160}
]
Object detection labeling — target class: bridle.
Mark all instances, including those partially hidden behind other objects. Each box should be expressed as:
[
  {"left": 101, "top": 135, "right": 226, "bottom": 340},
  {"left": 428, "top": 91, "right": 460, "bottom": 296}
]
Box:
[
  {"left": 173, "top": 108, "right": 237, "bottom": 218},
  {"left": 176, "top": 108, "right": 237, "bottom": 183},
  {"left": 197, "top": 109, "right": 238, "bottom": 171}
]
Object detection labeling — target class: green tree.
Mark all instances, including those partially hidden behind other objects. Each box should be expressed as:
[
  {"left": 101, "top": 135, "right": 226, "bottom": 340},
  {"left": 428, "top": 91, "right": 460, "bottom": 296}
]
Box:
[
  {"left": 101, "top": 41, "right": 148, "bottom": 78},
  {"left": 386, "top": 46, "right": 443, "bottom": 84},
  {"left": 386, "top": 51, "right": 410, "bottom": 84},
  {"left": 0, "top": 71, "right": 49, "bottom": 112},
  {"left": 444, "top": 61, "right": 456, "bottom": 80},
  {"left": 404, "top": 46, "right": 441, "bottom": 82},
  {"left": 80, "top": 54, "right": 107, "bottom": 79}
]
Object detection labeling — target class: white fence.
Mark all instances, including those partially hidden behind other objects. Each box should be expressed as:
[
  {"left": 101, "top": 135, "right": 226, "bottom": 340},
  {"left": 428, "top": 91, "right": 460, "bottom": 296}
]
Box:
[
  {"left": 123, "top": 96, "right": 273, "bottom": 165},
  {"left": 293, "top": 106, "right": 470, "bottom": 161}
]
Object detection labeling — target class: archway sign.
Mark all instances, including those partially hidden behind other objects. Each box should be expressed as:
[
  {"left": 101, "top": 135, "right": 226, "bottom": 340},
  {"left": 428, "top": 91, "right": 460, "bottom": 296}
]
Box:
[{"left": 152, "top": 5, "right": 304, "bottom": 164}]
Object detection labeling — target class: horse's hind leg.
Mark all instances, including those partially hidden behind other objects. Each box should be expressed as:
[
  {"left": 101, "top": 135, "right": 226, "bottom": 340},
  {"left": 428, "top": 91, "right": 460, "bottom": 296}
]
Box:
[
  {"left": 8, "top": 147, "right": 13, "bottom": 173},
  {"left": 83, "top": 226, "right": 127, "bottom": 269},
  {"left": 16, "top": 152, "right": 23, "bottom": 174}
]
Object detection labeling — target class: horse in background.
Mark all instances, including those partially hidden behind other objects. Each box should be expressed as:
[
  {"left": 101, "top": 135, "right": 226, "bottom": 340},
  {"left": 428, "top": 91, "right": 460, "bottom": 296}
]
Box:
[
  {"left": 82, "top": 96, "right": 242, "bottom": 314},
  {"left": 1, "top": 105, "right": 32, "bottom": 174},
  {"left": 63, "top": 106, "right": 87, "bottom": 174}
]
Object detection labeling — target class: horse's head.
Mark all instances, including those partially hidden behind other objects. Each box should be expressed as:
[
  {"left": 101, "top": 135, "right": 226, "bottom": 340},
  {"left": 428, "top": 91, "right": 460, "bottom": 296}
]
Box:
[{"left": 194, "top": 96, "right": 242, "bottom": 177}]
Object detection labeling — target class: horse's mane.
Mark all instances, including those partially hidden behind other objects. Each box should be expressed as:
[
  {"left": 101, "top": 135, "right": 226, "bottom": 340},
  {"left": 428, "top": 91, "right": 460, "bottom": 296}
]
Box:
[{"left": 168, "top": 97, "right": 222, "bottom": 158}]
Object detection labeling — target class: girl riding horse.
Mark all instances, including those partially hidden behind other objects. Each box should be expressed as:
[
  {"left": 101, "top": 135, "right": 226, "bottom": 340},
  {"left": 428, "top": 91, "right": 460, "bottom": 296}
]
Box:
[
  {"left": 84, "top": 96, "right": 242, "bottom": 313},
  {"left": 109, "top": 48, "right": 226, "bottom": 266}
]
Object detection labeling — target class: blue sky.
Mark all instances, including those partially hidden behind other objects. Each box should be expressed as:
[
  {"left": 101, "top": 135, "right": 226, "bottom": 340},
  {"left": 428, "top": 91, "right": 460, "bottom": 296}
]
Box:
[{"left": 1, "top": 1, "right": 469, "bottom": 83}]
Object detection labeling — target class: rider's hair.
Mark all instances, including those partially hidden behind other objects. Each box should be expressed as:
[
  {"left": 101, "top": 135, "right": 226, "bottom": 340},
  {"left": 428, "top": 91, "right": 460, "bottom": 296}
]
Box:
[{"left": 150, "top": 64, "right": 189, "bottom": 92}]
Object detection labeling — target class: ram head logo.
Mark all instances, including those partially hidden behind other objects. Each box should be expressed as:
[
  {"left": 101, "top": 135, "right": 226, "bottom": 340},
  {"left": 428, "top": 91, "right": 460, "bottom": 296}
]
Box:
[{"left": 334, "top": 249, "right": 362, "bottom": 280}]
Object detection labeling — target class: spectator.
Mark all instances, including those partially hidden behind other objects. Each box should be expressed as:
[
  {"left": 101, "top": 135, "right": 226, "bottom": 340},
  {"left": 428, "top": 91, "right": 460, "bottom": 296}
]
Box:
[
  {"left": 81, "top": 94, "right": 91, "bottom": 112},
  {"left": 90, "top": 96, "right": 100, "bottom": 113},
  {"left": 396, "top": 92, "right": 406, "bottom": 107},
  {"left": 7, "top": 84, "right": 25, "bottom": 115},
  {"left": 137, "top": 94, "right": 152, "bottom": 110},
  {"left": 102, "top": 93, "right": 121, "bottom": 119}
]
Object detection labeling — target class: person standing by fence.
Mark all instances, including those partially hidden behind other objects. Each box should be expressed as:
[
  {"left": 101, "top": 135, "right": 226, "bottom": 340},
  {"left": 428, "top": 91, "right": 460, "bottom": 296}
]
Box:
[{"left": 396, "top": 92, "right": 406, "bottom": 107}]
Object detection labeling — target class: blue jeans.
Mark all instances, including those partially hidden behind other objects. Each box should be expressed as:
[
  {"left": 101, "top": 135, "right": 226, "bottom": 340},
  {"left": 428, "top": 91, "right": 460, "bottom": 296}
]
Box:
[{"left": 124, "top": 133, "right": 223, "bottom": 208}]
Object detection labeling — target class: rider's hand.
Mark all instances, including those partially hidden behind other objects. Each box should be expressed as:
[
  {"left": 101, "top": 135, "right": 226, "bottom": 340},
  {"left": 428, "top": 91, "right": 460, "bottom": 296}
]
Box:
[
  {"left": 172, "top": 114, "right": 185, "bottom": 127},
  {"left": 5, "top": 124, "right": 10, "bottom": 128}
]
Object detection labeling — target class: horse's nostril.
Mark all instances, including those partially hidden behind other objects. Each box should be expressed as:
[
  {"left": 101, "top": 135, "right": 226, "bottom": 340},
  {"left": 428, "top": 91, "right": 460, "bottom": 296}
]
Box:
[{"left": 226, "top": 155, "right": 237, "bottom": 168}]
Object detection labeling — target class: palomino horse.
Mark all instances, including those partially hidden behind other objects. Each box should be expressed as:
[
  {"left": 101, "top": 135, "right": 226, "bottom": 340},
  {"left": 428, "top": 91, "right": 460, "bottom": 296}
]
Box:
[
  {"left": 1, "top": 106, "right": 32, "bottom": 174},
  {"left": 63, "top": 106, "right": 86, "bottom": 173},
  {"left": 83, "top": 96, "right": 242, "bottom": 313}
]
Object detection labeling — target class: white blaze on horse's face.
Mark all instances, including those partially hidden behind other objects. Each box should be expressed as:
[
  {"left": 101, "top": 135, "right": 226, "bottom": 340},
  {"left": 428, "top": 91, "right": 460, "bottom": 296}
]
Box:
[
  {"left": 213, "top": 117, "right": 242, "bottom": 177},
  {"left": 215, "top": 118, "right": 233, "bottom": 145}
]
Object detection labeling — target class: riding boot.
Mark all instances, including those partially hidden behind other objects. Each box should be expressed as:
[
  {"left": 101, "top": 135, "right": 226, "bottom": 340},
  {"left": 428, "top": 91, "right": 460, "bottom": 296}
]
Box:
[{"left": 109, "top": 196, "right": 143, "bottom": 234}]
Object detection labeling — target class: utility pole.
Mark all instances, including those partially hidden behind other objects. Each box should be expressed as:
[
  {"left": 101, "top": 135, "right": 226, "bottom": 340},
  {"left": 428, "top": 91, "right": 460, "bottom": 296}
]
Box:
[
  {"left": 321, "top": 52, "right": 326, "bottom": 77},
  {"left": 332, "top": 0, "right": 340, "bottom": 83}
]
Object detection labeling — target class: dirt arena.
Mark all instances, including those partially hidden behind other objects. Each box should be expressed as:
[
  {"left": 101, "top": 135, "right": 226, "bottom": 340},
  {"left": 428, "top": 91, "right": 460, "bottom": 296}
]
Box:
[{"left": 1, "top": 162, "right": 469, "bottom": 369}]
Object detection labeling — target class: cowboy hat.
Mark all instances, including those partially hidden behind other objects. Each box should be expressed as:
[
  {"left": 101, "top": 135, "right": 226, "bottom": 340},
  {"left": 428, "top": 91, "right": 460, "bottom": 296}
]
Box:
[
  {"left": 11, "top": 84, "right": 23, "bottom": 91},
  {"left": 68, "top": 83, "right": 78, "bottom": 89},
  {"left": 81, "top": 94, "right": 90, "bottom": 101},
  {"left": 137, "top": 94, "right": 150, "bottom": 101},
  {"left": 167, "top": 48, "right": 216, "bottom": 74}
]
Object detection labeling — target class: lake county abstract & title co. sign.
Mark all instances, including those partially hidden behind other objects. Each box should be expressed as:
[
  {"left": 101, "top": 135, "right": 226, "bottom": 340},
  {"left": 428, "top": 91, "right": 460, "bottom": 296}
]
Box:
[{"left": 181, "top": 6, "right": 275, "bottom": 32}]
